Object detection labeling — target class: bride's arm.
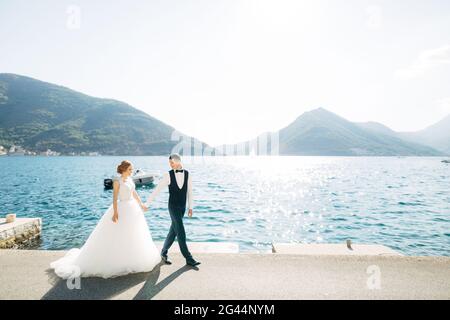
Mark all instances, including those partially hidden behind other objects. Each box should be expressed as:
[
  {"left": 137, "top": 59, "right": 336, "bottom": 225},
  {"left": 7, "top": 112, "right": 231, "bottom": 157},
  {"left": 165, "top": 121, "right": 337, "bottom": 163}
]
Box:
[
  {"left": 133, "top": 190, "right": 146, "bottom": 210},
  {"left": 112, "top": 180, "right": 119, "bottom": 223}
]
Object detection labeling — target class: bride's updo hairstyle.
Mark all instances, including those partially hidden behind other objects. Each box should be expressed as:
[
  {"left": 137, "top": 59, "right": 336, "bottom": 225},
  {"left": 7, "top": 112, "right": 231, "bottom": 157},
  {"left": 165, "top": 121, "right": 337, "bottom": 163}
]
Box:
[{"left": 117, "top": 160, "right": 132, "bottom": 174}]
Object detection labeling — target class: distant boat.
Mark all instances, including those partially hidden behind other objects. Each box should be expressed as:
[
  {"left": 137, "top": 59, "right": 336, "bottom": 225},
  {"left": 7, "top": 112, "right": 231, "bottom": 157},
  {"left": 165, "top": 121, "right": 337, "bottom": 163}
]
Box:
[
  {"left": 8, "top": 145, "right": 26, "bottom": 156},
  {"left": 441, "top": 159, "right": 450, "bottom": 164},
  {"left": 104, "top": 169, "right": 157, "bottom": 189},
  {"left": 8, "top": 151, "right": 25, "bottom": 156}
]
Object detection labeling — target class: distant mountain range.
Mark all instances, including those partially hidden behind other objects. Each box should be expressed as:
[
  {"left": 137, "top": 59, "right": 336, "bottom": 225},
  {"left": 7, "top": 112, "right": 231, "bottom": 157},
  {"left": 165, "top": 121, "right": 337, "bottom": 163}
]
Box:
[
  {"left": 0, "top": 73, "right": 448, "bottom": 156},
  {"left": 0, "top": 73, "right": 206, "bottom": 155},
  {"left": 280, "top": 108, "right": 445, "bottom": 156},
  {"left": 218, "top": 108, "right": 450, "bottom": 156},
  {"left": 355, "top": 117, "right": 450, "bottom": 155},
  {"left": 399, "top": 115, "right": 450, "bottom": 155},
  {"left": 217, "top": 108, "right": 449, "bottom": 156}
]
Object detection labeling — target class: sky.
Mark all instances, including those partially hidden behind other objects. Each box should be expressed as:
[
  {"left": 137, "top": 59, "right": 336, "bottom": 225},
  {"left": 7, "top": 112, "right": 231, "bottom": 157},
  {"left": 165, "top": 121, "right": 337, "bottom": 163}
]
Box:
[{"left": 0, "top": 0, "right": 449, "bottom": 146}]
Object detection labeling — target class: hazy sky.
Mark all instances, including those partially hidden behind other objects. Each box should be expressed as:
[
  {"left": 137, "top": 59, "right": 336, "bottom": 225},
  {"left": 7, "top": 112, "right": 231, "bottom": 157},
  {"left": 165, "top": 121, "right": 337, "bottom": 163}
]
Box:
[{"left": 1, "top": 0, "right": 449, "bottom": 145}]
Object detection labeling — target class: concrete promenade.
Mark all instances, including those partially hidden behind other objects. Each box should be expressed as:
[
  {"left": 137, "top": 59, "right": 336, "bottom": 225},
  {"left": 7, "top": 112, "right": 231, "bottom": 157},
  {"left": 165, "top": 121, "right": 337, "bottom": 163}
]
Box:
[{"left": 0, "top": 249, "right": 449, "bottom": 300}]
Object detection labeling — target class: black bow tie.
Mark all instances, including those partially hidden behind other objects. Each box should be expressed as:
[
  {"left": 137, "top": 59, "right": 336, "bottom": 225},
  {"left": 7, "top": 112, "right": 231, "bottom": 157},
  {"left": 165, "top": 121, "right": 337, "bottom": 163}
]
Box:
[{"left": 175, "top": 169, "right": 184, "bottom": 173}]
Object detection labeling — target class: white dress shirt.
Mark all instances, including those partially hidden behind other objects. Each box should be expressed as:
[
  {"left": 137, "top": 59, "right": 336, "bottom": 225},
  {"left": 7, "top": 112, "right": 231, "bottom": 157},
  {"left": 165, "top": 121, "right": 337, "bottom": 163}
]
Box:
[{"left": 146, "top": 169, "right": 193, "bottom": 209}]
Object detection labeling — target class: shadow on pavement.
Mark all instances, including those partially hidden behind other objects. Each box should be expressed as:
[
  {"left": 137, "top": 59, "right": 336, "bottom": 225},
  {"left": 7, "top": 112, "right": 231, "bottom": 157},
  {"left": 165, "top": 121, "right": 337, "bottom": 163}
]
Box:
[
  {"left": 133, "top": 264, "right": 199, "bottom": 300},
  {"left": 41, "top": 262, "right": 198, "bottom": 300}
]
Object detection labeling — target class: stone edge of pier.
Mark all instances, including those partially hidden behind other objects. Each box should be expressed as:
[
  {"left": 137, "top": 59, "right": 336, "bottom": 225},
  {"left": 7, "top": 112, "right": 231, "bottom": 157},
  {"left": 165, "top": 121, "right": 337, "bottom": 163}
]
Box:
[
  {"left": 0, "top": 218, "right": 42, "bottom": 249},
  {"left": 0, "top": 218, "right": 431, "bottom": 257}
]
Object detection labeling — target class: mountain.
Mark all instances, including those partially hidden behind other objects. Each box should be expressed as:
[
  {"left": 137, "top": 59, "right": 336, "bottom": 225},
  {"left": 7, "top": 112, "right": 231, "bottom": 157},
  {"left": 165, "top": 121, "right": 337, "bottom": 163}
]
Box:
[
  {"left": 0, "top": 73, "right": 207, "bottom": 155},
  {"left": 357, "top": 116, "right": 450, "bottom": 155},
  {"left": 399, "top": 115, "right": 450, "bottom": 155},
  {"left": 0, "top": 73, "right": 446, "bottom": 156},
  {"left": 279, "top": 108, "right": 442, "bottom": 156},
  {"left": 355, "top": 121, "right": 398, "bottom": 137},
  {"left": 218, "top": 108, "right": 443, "bottom": 156}
]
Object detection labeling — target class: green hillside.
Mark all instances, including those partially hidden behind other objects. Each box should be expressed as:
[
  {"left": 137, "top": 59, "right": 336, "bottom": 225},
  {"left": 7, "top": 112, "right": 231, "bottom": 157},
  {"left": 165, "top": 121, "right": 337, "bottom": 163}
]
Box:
[{"left": 0, "top": 73, "right": 205, "bottom": 155}]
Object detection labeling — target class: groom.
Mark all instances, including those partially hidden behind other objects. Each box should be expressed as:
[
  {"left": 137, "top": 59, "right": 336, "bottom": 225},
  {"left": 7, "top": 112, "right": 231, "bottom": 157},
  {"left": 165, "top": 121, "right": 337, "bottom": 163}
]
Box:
[{"left": 145, "top": 153, "right": 200, "bottom": 267}]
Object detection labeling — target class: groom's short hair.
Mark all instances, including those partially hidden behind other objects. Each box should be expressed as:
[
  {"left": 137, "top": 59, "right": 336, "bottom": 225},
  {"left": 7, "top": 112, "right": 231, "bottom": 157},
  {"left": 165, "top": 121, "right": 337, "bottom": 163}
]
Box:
[{"left": 169, "top": 153, "right": 181, "bottom": 163}]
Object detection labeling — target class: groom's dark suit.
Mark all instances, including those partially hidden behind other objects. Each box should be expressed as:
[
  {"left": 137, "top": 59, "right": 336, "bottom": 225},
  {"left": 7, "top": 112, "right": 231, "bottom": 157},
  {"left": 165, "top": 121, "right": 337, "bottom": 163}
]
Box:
[{"left": 161, "top": 169, "right": 193, "bottom": 260}]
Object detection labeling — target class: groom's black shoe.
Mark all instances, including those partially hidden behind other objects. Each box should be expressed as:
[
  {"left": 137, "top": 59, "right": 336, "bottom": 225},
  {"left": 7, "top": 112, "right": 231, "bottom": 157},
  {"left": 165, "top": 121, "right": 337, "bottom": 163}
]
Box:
[
  {"left": 186, "top": 258, "right": 201, "bottom": 267},
  {"left": 161, "top": 255, "right": 172, "bottom": 265}
]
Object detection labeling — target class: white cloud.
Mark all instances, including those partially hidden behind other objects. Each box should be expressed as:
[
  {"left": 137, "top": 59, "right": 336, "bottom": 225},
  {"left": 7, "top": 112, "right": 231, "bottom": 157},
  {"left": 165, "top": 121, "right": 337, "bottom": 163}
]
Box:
[{"left": 395, "top": 45, "right": 450, "bottom": 79}]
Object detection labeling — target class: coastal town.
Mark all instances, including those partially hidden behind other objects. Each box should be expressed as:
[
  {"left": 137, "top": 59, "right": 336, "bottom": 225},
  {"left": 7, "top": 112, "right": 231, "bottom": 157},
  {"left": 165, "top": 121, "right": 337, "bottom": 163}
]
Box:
[{"left": 0, "top": 145, "right": 101, "bottom": 156}]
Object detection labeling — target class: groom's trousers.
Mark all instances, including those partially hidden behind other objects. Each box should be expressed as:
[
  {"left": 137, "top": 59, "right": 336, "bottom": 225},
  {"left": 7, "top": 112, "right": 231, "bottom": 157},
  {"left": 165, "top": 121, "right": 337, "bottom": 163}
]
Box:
[{"left": 161, "top": 205, "right": 193, "bottom": 260}]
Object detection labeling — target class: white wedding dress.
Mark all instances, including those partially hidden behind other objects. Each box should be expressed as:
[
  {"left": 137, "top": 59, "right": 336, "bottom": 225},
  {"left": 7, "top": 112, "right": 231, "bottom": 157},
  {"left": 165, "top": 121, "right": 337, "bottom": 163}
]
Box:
[{"left": 50, "top": 177, "right": 161, "bottom": 279}]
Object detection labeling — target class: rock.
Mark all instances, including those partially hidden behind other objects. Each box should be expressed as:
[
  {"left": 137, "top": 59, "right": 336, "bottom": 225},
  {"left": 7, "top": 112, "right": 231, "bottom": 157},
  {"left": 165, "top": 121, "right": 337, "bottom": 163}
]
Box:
[{"left": 5, "top": 214, "right": 16, "bottom": 223}]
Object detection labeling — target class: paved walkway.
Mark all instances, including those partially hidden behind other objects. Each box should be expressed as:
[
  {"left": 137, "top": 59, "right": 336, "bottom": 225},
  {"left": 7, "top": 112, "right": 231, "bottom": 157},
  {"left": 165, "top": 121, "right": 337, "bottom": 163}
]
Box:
[{"left": 0, "top": 250, "right": 449, "bottom": 299}]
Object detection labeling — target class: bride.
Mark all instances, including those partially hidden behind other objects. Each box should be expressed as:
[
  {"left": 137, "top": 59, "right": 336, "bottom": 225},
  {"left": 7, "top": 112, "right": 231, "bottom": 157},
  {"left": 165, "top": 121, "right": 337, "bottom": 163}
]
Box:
[{"left": 50, "top": 160, "right": 161, "bottom": 279}]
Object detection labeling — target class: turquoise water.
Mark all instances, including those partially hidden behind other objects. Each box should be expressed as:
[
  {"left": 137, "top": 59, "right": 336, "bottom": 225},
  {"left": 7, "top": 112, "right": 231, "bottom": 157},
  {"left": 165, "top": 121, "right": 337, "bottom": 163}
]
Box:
[{"left": 1, "top": 156, "right": 449, "bottom": 256}]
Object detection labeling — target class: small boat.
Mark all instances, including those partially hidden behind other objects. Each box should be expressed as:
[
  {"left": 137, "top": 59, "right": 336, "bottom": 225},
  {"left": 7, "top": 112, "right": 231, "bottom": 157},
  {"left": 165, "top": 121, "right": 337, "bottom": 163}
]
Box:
[
  {"left": 441, "top": 159, "right": 450, "bottom": 164},
  {"left": 104, "top": 169, "right": 158, "bottom": 189}
]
